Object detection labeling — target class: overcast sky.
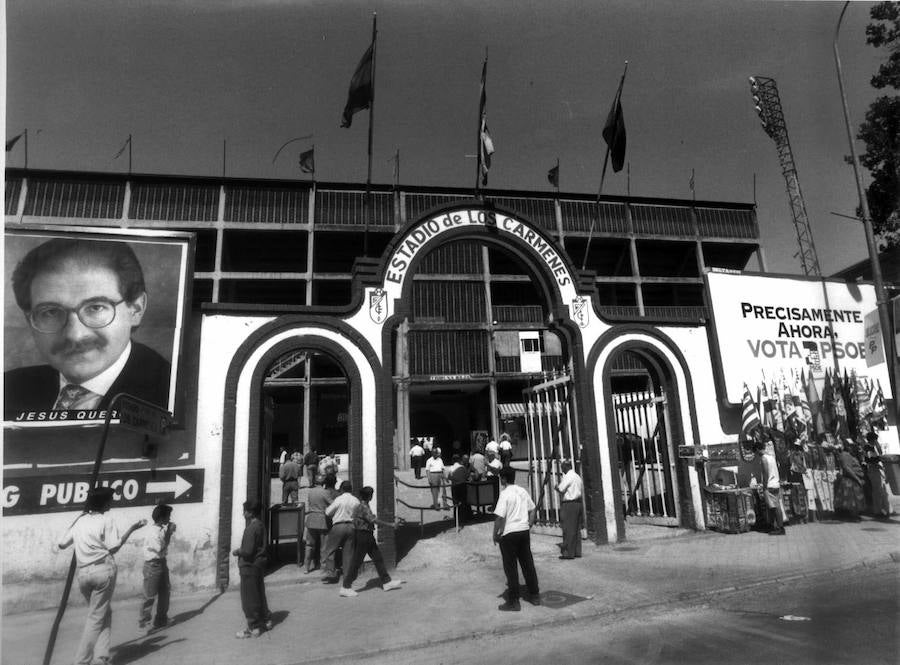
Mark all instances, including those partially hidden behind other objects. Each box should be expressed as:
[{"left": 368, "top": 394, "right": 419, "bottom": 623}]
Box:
[{"left": 4, "top": 0, "right": 887, "bottom": 275}]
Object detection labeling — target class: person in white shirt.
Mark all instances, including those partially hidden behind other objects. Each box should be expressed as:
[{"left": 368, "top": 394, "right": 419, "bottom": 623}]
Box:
[
  {"left": 498, "top": 434, "right": 513, "bottom": 467},
  {"left": 485, "top": 438, "right": 500, "bottom": 457},
  {"left": 486, "top": 452, "right": 503, "bottom": 476},
  {"left": 321, "top": 481, "right": 360, "bottom": 583},
  {"left": 556, "top": 460, "right": 584, "bottom": 559},
  {"left": 58, "top": 487, "right": 146, "bottom": 665},
  {"left": 409, "top": 439, "right": 426, "bottom": 479},
  {"left": 424, "top": 448, "right": 446, "bottom": 509},
  {"left": 139, "top": 503, "right": 176, "bottom": 633},
  {"left": 492, "top": 467, "right": 540, "bottom": 611}
]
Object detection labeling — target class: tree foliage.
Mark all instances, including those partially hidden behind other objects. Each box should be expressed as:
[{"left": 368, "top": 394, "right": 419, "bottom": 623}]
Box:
[{"left": 858, "top": 2, "right": 900, "bottom": 247}]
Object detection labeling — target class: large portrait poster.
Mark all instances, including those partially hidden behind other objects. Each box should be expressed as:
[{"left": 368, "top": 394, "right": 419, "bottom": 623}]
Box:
[
  {"left": 4, "top": 227, "right": 192, "bottom": 430},
  {"left": 705, "top": 270, "right": 893, "bottom": 406}
]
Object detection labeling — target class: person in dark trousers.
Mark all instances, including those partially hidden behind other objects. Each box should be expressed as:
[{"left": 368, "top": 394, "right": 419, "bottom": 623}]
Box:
[
  {"left": 279, "top": 452, "right": 301, "bottom": 504},
  {"left": 338, "top": 487, "right": 403, "bottom": 597},
  {"left": 139, "top": 503, "right": 175, "bottom": 634},
  {"left": 409, "top": 439, "right": 426, "bottom": 479},
  {"left": 556, "top": 460, "right": 584, "bottom": 559},
  {"left": 493, "top": 467, "right": 540, "bottom": 611},
  {"left": 304, "top": 474, "right": 337, "bottom": 573},
  {"left": 57, "top": 487, "right": 146, "bottom": 665},
  {"left": 303, "top": 448, "right": 319, "bottom": 487},
  {"left": 448, "top": 454, "right": 471, "bottom": 522},
  {"left": 232, "top": 499, "right": 273, "bottom": 638}
]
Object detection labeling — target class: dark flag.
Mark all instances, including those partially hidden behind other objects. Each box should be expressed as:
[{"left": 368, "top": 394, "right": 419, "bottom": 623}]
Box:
[
  {"left": 741, "top": 383, "right": 761, "bottom": 440},
  {"left": 478, "top": 57, "right": 494, "bottom": 187},
  {"left": 6, "top": 132, "right": 23, "bottom": 152},
  {"left": 299, "top": 147, "right": 315, "bottom": 174},
  {"left": 547, "top": 163, "right": 559, "bottom": 188},
  {"left": 602, "top": 93, "right": 626, "bottom": 172},
  {"left": 341, "top": 43, "right": 374, "bottom": 128}
]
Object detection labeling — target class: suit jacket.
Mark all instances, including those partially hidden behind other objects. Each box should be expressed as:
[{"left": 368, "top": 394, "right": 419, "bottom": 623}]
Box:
[{"left": 4, "top": 341, "right": 172, "bottom": 418}]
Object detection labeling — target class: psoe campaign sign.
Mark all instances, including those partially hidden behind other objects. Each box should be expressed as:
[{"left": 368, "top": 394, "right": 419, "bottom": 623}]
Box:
[
  {"left": 705, "top": 271, "right": 893, "bottom": 405},
  {"left": 1, "top": 468, "right": 204, "bottom": 516}
]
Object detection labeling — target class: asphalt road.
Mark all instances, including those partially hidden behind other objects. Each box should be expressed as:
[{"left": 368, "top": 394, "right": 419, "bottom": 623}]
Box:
[{"left": 342, "top": 563, "right": 899, "bottom": 665}]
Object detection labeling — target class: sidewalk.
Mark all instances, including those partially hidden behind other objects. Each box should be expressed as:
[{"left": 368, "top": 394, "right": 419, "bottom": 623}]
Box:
[{"left": 4, "top": 511, "right": 899, "bottom": 665}]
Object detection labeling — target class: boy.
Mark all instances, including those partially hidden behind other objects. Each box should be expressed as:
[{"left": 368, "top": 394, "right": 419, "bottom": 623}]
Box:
[
  {"left": 232, "top": 500, "right": 273, "bottom": 638},
  {"left": 139, "top": 503, "right": 176, "bottom": 634},
  {"left": 338, "top": 486, "right": 402, "bottom": 597}
]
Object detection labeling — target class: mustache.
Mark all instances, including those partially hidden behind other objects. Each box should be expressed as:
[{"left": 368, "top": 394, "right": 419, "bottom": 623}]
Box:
[{"left": 50, "top": 338, "right": 107, "bottom": 357}]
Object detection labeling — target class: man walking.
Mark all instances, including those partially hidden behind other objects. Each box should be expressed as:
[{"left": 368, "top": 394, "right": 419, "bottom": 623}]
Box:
[
  {"left": 58, "top": 487, "right": 147, "bottom": 664},
  {"left": 139, "top": 503, "right": 176, "bottom": 633},
  {"left": 304, "top": 474, "right": 337, "bottom": 573},
  {"left": 556, "top": 460, "right": 583, "bottom": 559},
  {"left": 493, "top": 467, "right": 540, "bottom": 611},
  {"left": 409, "top": 438, "right": 426, "bottom": 480},
  {"left": 279, "top": 452, "right": 302, "bottom": 505},
  {"left": 321, "top": 481, "right": 359, "bottom": 583}
]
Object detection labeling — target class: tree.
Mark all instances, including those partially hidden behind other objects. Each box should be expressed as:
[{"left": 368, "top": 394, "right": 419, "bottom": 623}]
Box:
[{"left": 857, "top": 2, "right": 900, "bottom": 248}]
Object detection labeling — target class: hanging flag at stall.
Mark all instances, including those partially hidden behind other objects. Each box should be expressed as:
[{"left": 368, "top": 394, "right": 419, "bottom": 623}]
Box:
[{"left": 741, "top": 383, "right": 761, "bottom": 439}]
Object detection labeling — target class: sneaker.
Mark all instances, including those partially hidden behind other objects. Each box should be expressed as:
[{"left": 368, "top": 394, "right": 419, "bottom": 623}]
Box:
[
  {"left": 382, "top": 580, "right": 403, "bottom": 591},
  {"left": 523, "top": 593, "right": 542, "bottom": 606},
  {"left": 339, "top": 587, "right": 358, "bottom": 597},
  {"left": 235, "top": 628, "right": 261, "bottom": 639},
  {"left": 498, "top": 600, "right": 521, "bottom": 612}
]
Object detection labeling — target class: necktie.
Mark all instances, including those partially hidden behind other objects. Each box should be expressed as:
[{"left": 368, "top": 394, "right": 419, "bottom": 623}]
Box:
[{"left": 53, "top": 384, "right": 96, "bottom": 410}]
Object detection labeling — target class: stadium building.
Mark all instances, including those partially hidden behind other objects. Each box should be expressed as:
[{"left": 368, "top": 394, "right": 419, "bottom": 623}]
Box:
[{"left": 5, "top": 166, "right": 891, "bottom": 610}]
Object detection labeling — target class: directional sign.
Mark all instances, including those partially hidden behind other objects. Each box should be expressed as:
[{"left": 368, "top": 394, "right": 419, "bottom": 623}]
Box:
[
  {"left": 117, "top": 395, "right": 171, "bottom": 436},
  {"left": 2, "top": 468, "right": 204, "bottom": 516}
]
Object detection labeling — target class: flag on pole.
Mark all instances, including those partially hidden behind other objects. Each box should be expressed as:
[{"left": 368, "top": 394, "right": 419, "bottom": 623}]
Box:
[
  {"left": 741, "top": 383, "right": 761, "bottom": 439},
  {"left": 340, "top": 43, "right": 374, "bottom": 128},
  {"left": 299, "top": 147, "right": 315, "bottom": 174},
  {"left": 689, "top": 169, "right": 695, "bottom": 199},
  {"left": 547, "top": 163, "right": 559, "bottom": 188},
  {"left": 602, "top": 89, "right": 626, "bottom": 173},
  {"left": 6, "top": 132, "right": 23, "bottom": 152},
  {"left": 477, "top": 57, "right": 494, "bottom": 187}
]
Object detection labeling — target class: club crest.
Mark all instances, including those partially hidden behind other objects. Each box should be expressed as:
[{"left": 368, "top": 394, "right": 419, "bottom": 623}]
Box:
[
  {"left": 571, "top": 296, "right": 589, "bottom": 328},
  {"left": 369, "top": 288, "right": 388, "bottom": 324}
]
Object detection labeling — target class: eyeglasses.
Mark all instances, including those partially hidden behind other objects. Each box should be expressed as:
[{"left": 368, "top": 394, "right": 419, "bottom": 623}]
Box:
[{"left": 28, "top": 298, "right": 125, "bottom": 334}]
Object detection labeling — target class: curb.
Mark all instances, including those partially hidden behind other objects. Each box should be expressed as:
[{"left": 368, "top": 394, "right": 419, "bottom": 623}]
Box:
[{"left": 291, "top": 553, "right": 898, "bottom": 665}]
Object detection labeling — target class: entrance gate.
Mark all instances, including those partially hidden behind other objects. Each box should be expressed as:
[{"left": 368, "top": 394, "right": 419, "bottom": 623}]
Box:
[
  {"left": 613, "top": 390, "right": 678, "bottom": 525},
  {"left": 524, "top": 371, "right": 581, "bottom": 526}
]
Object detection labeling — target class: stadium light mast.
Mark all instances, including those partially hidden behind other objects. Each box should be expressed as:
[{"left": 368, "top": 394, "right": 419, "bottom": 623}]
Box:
[{"left": 749, "top": 75, "right": 822, "bottom": 277}]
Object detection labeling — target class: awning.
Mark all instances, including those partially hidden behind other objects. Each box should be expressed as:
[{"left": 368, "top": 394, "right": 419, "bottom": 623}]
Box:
[{"left": 497, "top": 403, "right": 526, "bottom": 417}]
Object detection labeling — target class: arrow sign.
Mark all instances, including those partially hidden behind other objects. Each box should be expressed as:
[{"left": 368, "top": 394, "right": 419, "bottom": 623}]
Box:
[{"left": 146, "top": 474, "right": 192, "bottom": 499}]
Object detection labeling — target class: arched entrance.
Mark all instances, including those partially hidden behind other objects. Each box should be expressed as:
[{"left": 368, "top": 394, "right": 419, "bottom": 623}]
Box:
[
  {"left": 592, "top": 330, "right": 704, "bottom": 541},
  {"left": 262, "top": 348, "right": 351, "bottom": 507},
  {"left": 391, "top": 236, "right": 574, "bottom": 471}
]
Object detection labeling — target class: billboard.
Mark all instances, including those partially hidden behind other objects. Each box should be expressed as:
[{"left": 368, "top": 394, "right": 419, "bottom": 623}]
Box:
[
  {"left": 705, "top": 270, "right": 893, "bottom": 406},
  {"left": 4, "top": 226, "right": 193, "bottom": 432}
]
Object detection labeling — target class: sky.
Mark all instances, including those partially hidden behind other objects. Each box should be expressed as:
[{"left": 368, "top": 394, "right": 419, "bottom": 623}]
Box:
[{"left": 4, "top": 0, "right": 889, "bottom": 276}]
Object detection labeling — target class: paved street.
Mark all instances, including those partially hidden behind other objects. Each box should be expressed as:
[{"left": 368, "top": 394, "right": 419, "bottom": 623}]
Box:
[{"left": 3, "top": 508, "right": 899, "bottom": 665}]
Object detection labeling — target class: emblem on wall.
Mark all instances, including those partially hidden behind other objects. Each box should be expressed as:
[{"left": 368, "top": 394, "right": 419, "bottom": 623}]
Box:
[
  {"left": 369, "top": 288, "right": 388, "bottom": 324},
  {"left": 571, "top": 296, "right": 590, "bottom": 328}
]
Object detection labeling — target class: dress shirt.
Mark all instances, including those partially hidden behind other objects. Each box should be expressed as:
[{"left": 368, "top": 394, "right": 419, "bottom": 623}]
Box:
[
  {"left": 325, "top": 492, "right": 360, "bottom": 523},
  {"left": 493, "top": 484, "right": 535, "bottom": 536},
  {"left": 143, "top": 523, "right": 171, "bottom": 561},
  {"left": 557, "top": 469, "right": 584, "bottom": 501},
  {"left": 59, "top": 512, "right": 122, "bottom": 567},
  {"left": 425, "top": 457, "right": 445, "bottom": 474}
]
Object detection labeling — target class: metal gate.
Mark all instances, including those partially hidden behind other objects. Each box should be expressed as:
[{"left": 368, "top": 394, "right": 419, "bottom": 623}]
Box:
[
  {"left": 613, "top": 390, "right": 678, "bottom": 525},
  {"left": 524, "top": 371, "right": 581, "bottom": 526}
]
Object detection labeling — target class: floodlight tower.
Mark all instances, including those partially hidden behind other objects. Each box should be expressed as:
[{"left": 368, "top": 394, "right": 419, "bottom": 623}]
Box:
[{"left": 749, "top": 76, "right": 822, "bottom": 276}]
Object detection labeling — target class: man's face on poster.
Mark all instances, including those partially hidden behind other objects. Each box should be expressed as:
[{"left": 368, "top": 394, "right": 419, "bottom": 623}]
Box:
[{"left": 28, "top": 259, "right": 146, "bottom": 384}]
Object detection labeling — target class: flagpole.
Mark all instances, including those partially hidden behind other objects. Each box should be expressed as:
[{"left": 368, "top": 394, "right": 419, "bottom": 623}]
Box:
[
  {"left": 128, "top": 134, "right": 132, "bottom": 176},
  {"left": 364, "top": 12, "right": 377, "bottom": 258},
  {"left": 222, "top": 139, "right": 227, "bottom": 178},
  {"left": 554, "top": 157, "right": 560, "bottom": 195},
  {"left": 24, "top": 128, "right": 28, "bottom": 170},
  {"left": 583, "top": 61, "right": 628, "bottom": 271}
]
